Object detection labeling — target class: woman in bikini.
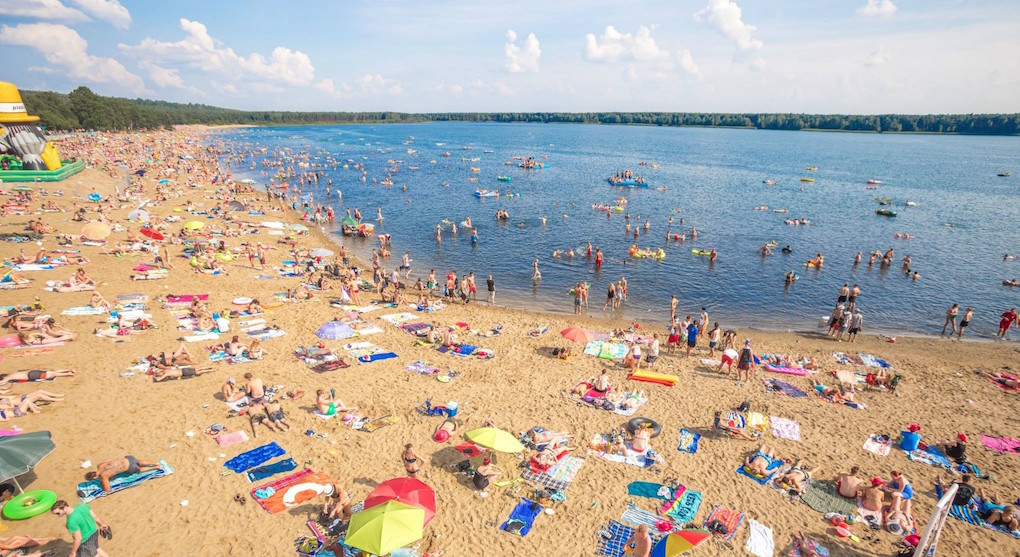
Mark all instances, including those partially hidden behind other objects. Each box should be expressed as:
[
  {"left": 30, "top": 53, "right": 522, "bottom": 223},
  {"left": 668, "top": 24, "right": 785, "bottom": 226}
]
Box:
[{"left": 402, "top": 444, "right": 421, "bottom": 477}]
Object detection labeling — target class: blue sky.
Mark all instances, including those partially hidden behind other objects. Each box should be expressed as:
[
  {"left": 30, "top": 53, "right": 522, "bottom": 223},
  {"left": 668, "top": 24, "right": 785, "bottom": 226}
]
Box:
[{"left": 1, "top": 0, "right": 1017, "bottom": 113}]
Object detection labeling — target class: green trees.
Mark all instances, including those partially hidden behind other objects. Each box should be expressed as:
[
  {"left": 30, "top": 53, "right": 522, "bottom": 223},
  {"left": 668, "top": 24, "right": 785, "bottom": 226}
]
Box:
[{"left": 17, "top": 86, "right": 1020, "bottom": 135}]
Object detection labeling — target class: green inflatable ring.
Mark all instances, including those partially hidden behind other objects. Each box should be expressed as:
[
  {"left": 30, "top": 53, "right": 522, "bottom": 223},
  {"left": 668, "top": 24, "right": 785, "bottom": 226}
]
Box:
[{"left": 2, "top": 489, "right": 57, "bottom": 520}]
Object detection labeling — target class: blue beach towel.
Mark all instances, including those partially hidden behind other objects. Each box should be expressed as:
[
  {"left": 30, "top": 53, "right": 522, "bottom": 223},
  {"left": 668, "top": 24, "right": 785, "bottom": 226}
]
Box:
[
  {"left": 500, "top": 498, "right": 543, "bottom": 537},
  {"left": 737, "top": 458, "right": 783, "bottom": 485},
  {"left": 596, "top": 520, "right": 635, "bottom": 557},
  {"left": 936, "top": 484, "right": 1020, "bottom": 539},
  {"left": 246, "top": 457, "right": 298, "bottom": 483},
  {"left": 627, "top": 481, "right": 673, "bottom": 500},
  {"left": 677, "top": 429, "right": 701, "bottom": 454},
  {"left": 358, "top": 352, "right": 397, "bottom": 363},
  {"left": 453, "top": 344, "right": 477, "bottom": 356},
  {"left": 666, "top": 489, "right": 703, "bottom": 523},
  {"left": 77, "top": 461, "right": 174, "bottom": 502},
  {"left": 224, "top": 441, "right": 286, "bottom": 473},
  {"left": 907, "top": 445, "right": 952, "bottom": 469}
]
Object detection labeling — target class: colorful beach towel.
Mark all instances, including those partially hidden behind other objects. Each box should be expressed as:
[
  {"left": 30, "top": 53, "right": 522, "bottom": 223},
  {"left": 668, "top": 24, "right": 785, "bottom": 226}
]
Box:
[
  {"left": 979, "top": 434, "right": 1020, "bottom": 454},
  {"left": 250, "top": 469, "right": 335, "bottom": 514},
  {"left": 800, "top": 481, "right": 858, "bottom": 516},
  {"left": 677, "top": 429, "right": 701, "bottom": 454},
  {"left": 763, "top": 378, "right": 808, "bottom": 397},
  {"left": 862, "top": 434, "right": 892, "bottom": 457},
  {"left": 745, "top": 519, "right": 775, "bottom": 557},
  {"left": 664, "top": 489, "right": 702, "bottom": 524},
  {"left": 596, "top": 520, "right": 635, "bottom": 557},
  {"left": 738, "top": 459, "right": 783, "bottom": 485},
  {"left": 521, "top": 455, "right": 585, "bottom": 492},
  {"left": 935, "top": 484, "right": 1020, "bottom": 539},
  {"left": 704, "top": 505, "right": 744, "bottom": 541},
  {"left": 247, "top": 457, "right": 298, "bottom": 483},
  {"left": 906, "top": 445, "right": 952, "bottom": 469},
  {"left": 77, "top": 460, "right": 173, "bottom": 502},
  {"left": 770, "top": 417, "right": 801, "bottom": 442},
  {"left": 224, "top": 441, "right": 286, "bottom": 473},
  {"left": 500, "top": 498, "right": 543, "bottom": 537},
  {"left": 622, "top": 504, "right": 672, "bottom": 531}
]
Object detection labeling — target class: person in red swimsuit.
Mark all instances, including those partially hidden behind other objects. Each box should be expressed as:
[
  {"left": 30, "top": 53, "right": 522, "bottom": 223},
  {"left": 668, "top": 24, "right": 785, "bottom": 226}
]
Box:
[{"left": 999, "top": 308, "right": 1018, "bottom": 339}]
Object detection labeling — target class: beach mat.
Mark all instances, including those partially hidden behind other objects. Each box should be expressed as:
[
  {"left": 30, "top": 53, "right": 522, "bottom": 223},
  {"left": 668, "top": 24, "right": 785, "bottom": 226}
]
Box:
[
  {"left": 77, "top": 460, "right": 173, "bottom": 502},
  {"left": 247, "top": 457, "right": 298, "bottom": 483},
  {"left": 979, "top": 434, "right": 1020, "bottom": 454},
  {"left": 627, "top": 481, "right": 673, "bottom": 500},
  {"left": 738, "top": 459, "right": 783, "bottom": 485},
  {"left": 745, "top": 519, "right": 775, "bottom": 557},
  {"left": 357, "top": 351, "right": 397, "bottom": 363},
  {"left": 500, "top": 498, "right": 543, "bottom": 537},
  {"left": 677, "top": 428, "right": 701, "bottom": 454},
  {"left": 704, "top": 504, "right": 744, "bottom": 541},
  {"left": 596, "top": 520, "right": 635, "bottom": 557},
  {"left": 800, "top": 480, "right": 858, "bottom": 516},
  {"left": 215, "top": 430, "right": 249, "bottom": 448},
  {"left": 224, "top": 441, "right": 286, "bottom": 473},
  {"left": 935, "top": 484, "right": 1020, "bottom": 539},
  {"left": 521, "top": 455, "right": 584, "bottom": 492},
  {"left": 663, "top": 487, "right": 702, "bottom": 524},
  {"left": 862, "top": 434, "right": 892, "bottom": 457},
  {"left": 251, "top": 469, "right": 335, "bottom": 514},
  {"left": 770, "top": 416, "right": 801, "bottom": 442},
  {"left": 906, "top": 445, "right": 952, "bottom": 469},
  {"left": 763, "top": 377, "right": 808, "bottom": 397}
]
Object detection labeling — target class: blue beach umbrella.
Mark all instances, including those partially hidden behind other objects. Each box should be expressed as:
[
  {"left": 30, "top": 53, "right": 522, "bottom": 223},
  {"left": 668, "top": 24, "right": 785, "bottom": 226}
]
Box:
[{"left": 316, "top": 321, "right": 355, "bottom": 340}]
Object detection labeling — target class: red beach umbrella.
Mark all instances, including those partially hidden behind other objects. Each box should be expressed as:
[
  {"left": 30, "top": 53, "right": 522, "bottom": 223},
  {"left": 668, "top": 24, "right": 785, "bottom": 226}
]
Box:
[
  {"left": 364, "top": 477, "right": 436, "bottom": 526},
  {"left": 560, "top": 326, "right": 593, "bottom": 344},
  {"left": 139, "top": 228, "right": 164, "bottom": 241}
]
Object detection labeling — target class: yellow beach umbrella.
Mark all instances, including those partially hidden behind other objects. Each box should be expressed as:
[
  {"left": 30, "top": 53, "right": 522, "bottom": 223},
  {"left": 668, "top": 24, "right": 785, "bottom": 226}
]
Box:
[
  {"left": 345, "top": 500, "right": 425, "bottom": 556},
  {"left": 182, "top": 220, "right": 205, "bottom": 230},
  {"left": 80, "top": 222, "right": 111, "bottom": 241},
  {"left": 464, "top": 427, "right": 525, "bottom": 453}
]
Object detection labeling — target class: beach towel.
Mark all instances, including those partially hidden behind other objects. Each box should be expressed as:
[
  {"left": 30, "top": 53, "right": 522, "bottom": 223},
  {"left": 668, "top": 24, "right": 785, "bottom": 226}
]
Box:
[
  {"left": 247, "top": 457, "right": 298, "bottom": 483},
  {"left": 979, "top": 434, "right": 1020, "bottom": 454},
  {"left": 76, "top": 461, "right": 174, "bottom": 502},
  {"left": 790, "top": 537, "right": 829, "bottom": 557},
  {"left": 858, "top": 353, "right": 892, "bottom": 369},
  {"left": 763, "top": 378, "right": 808, "bottom": 397},
  {"left": 247, "top": 328, "right": 286, "bottom": 341},
  {"left": 452, "top": 344, "right": 476, "bottom": 356},
  {"left": 584, "top": 340, "right": 603, "bottom": 356},
  {"left": 906, "top": 445, "right": 952, "bottom": 469},
  {"left": 215, "top": 430, "right": 249, "bottom": 448},
  {"left": 862, "top": 435, "right": 892, "bottom": 457},
  {"left": 800, "top": 481, "right": 858, "bottom": 516},
  {"left": 405, "top": 360, "right": 440, "bottom": 375},
  {"left": 627, "top": 482, "right": 673, "bottom": 500},
  {"left": 224, "top": 441, "right": 286, "bottom": 473},
  {"left": 500, "top": 498, "right": 543, "bottom": 537},
  {"left": 521, "top": 455, "right": 585, "bottom": 492},
  {"left": 770, "top": 417, "right": 801, "bottom": 442},
  {"left": 183, "top": 332, "right": 219, "bottom": 343},
  {"left": 622, "top": 504, "right": 672, "bottom": 531},
  {"left": 700, "top": 358, "right": 722, "bottom": 367},
  {"left": 738, "top": 459, "right": 783, "bottom": 485},
  {"left": 745, "top": 519, "right": 775, "bottom": 557},
  {"left": 357, "top": 352, "right": 397, "bottom": 363},
  {"left": 380, "top": 312, "right": 417, "bottom": 325},
  {"left": 704, "top": 505, "right": 744, "bottom": 541},
  {"left": 986, "top": 373, "right": 1020, "bottom": 392},
  {"left": 748, "top": 412, "right": 768, "bottom": 432},
  {"left": 664, "top": 489, "right": 702, "bottom": 524},
  {"left": 596, "top": 520, "right": 635, "bottom": 557},
  {"left": 359, "top": 415, "right": 400, "bottom": 432},
  {"left": 935, "top": 485, "right": 1020, "bottom": 539},
  {"left": 251, "top": 469, "right": 335, "bottom": 514},
  {"left": 677, "top": 429, "right": 700, "bottom": 454},
  {"left": 599, "top": 343, "right": 628, "bottom": 360},
  {"left": 61, "top": 306, "right": 107, "bottom": 316}
]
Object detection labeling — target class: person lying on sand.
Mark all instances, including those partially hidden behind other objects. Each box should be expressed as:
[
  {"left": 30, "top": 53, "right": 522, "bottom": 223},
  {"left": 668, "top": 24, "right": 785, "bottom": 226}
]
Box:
[
  {"left": 605, "top": 389, "right": 643, "bottom": 411},
  {"left": 744, "top": 444, "right": 778, "bottom": 476},
  {"left": 262, "top": 400, "right": 291, "bottom": 432},
  {"left": 776, "top": 460, "right": 819, "bottom": 495},
  {"left": 522, "top": 427, "right": 571, "bottom": 447},
  {"left": 0, "top": 390, "right": 65, "bottom": 420},
  {"left": 978, "top": 370, "right": 1020, "bottom": 389},
  {"left": 792, "top": 532, "right": 825, "bottom": 557},
  {"left": 631, "top": 425, "right": 652, "bottom": 453},
  {"left": 533, "top": 445, "right": 573, "bottom": 468},
  {"left": 433, "top": 419, "right": 458, "bottom": 443},
  {"left": 39, "top": 318, "right": 77, "bottom": 342},
  {"left": 0, "top": 369, "right": 75, "bottom": 386},
  {"left": 152, "top": 366, "right": 213, "bottom": 382},
  {"left": 87, "top": 456, "right": 162, "bottom": 492}
]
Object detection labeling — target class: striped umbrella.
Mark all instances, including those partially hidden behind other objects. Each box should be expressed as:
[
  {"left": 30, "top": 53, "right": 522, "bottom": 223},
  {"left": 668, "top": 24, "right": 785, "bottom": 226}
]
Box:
[{"left": 650, "top": 529, "right": 712, "bottom": 556}]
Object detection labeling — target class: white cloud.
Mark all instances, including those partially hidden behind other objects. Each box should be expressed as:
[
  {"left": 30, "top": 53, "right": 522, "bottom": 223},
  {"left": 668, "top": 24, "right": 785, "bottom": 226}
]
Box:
[
  {"left": 694, "top": 0, "right": 763, "bottom": 51},
  {"left": 138, "top": 61, "right": 183, "bottom": 88},
  {"left": 504, "top": 29, "right": 541, "bottom": 73},
  {"left": 27, "top": 65, "right": 57, "bottom": 74},
  {"left": 584, "top": 25, "right": 669, "bottom": 63},
  {"left": 68, "top": 0, "right": 130, "bottom": 29},
  {"left": 0, "top": 22, "right": 145, "bottom": 93},
  {"left": 865, "top": 46, "right": 892, "bottom": 66},
  {"left": 466, "top": 79, "right": 514, "bottom": 96},
  {"left": 0, "top": 0, "right": 89, "bottom": 23},
  {"left": 119, "top": 18, "right": 315, "bottom": 88},
  {"left": 857, "top": 0, "right": 898, "bottom": 18},
  {"left": 429, "top": 81, "right": 464, "bottom": 95},
  {"left": 677, "top": 48, "right": 701, "bottom": 77},
  {"left": 315, "top": 74, "right": 403, "bottom": 99}
]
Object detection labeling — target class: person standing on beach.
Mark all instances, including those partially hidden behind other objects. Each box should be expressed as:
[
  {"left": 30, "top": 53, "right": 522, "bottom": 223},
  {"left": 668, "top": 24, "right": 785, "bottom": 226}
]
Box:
[
  {"left": 51, "top": 500, "right": 110, "bottom": 557},
  {"left": 957, "top": 307, "right": 973, "bottom": 339},
  {"left": 619, "top": 276, "right": 628, "bottom": 303},
  {"left": 942, "top": 304, "right": 959, "bottom": 337},
  {"left": 624, "top": 524, "right": 652, "bottom": 557},
  {"left": 603, "top": 282, "right": 616, "bottom": 311},
  {"left": 486, "top": 274, "right": 495, "bottom": 304},
  {"left": 737, "top": 339, "right": 755, "bottom": 381},
  {"left": 685, "top": 319, "right": 699, "bottom": 358},
  {"left": 467, "top": 272, "right": 477, "bottom": 301},
  {"left": 998, "top": 308, "right": 1018, "bottom": 339},
  {"left": 848, "top": 309, "right": 863, "bottom": 342},
  {"left": 699, "top": 308, "right": 709, "bottom": 332},
  {"left": 838, "top": 283, "right": 849, "bottom": 306},
  {"left": 573, "top": 284, "right": 582, "bottom": 315},
  {"left": 707, "top": 323, "right": 720, "bottom": 356}
]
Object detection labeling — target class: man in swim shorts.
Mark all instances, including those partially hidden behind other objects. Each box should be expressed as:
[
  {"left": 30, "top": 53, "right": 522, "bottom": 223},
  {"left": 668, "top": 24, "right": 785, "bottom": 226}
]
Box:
[
  {"left": 262, "top": 400, "right": 291, "bottom": 432},
  {"left": 0, "top": 368, "right": 75, "bottom": 386},
  {"left": 717, "top": 347, "right": 739, "bottom": 375},
  {"left": 152, "top": 365, "right": 213, "bottom": 382},
  {"left": 51, "top": 500, "right": 110, "bottom": 557},
  {"left": 745, "top": 444, "right": 777, "bottom": 476},
  {"left": 88, "top": 456, "right": 162, "bottom": 493},
  {"left": 998, "top": 307, "right": 1018, "bottom": 339}
]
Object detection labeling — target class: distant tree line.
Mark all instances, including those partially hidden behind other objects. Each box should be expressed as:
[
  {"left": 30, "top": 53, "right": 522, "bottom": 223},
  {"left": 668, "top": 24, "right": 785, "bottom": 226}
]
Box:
[{"left": 20, "top": 86, "right": 1020, "bottom": 135}]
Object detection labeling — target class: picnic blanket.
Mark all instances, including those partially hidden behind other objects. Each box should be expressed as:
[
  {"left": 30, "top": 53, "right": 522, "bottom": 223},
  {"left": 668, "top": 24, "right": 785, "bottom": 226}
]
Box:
[
  {"left": 763, "top": 378, "right": 808, "bottom": 397},
  {"left": 738, "top": 459, "right": 784, "bottom": 485},
  {"left": 250, "top": 469, "right": 335, "bottom": 514},
  {"left": 770, "top": 417, "right": 801, "bottom": 442},
  {"left": 935, "top": 484, "right": 1020, "bottom": 539},
  {"left": 862, "top": 434, "right": 893, "bottom": 456},
  {"left": 500, "top": 498, "right": 543, "bottom": 537},
  {"left": 800, "top": 481, "right": 858, "bottom": 516},
  {"left": 979, "top": 434, "right": 1020, "bottom": 454},
  {"left": 704, "top": 504, "right": 744, "bottom": 541},
  {"left": 906, "top": 445, "right": 952, "bottom": 469},
  {"left": 677, "top": 429, "right": 700, "bottom": 454},
  {"left": 246, "top": 457, "right": 298, "bottom": 483},
  {"left": 662, "top": 487, "right": 702, "bottom": 524},
  {"left": 745, "top": 519, "right": 775, "bottom": 557},
  {"left": 596, "top": 520, "right": 635, "bottom": 557},
  {"left": 224, "top": 441, "right": 286, "bottom": 473},
  {"left": 521, "top": 454, "right": 585, "bottom": 491},
  {"left": 76, "top": 460, "right": 173, "bottom": 502}
]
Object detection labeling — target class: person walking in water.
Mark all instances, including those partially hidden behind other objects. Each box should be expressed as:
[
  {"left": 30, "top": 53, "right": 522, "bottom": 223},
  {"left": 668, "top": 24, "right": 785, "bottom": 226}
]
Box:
[
  {"left": 603, "top": 282, "right": 617, "bottom": 311},
  {"left": 532, "top": 259, "right": 541, "bottom": 282},
  {"left": 941, "top": 304, "right": 959, "bottom": 337}
]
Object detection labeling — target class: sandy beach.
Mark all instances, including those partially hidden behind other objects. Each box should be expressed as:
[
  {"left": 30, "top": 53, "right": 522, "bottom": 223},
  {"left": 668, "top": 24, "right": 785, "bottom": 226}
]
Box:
[{"left": 1, "top": 126, "right": 1019, "bottom": 557}]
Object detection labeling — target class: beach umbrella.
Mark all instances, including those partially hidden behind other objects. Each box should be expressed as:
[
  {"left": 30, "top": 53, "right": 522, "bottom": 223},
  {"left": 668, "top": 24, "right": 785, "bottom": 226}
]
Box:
[
  {"left": 227, "top": 201, "right": 245, "bottom": 212},
  {"left": 157, "top": 179, "right": 171, "bottom": 185},
  {"left": 183, "top": 220, "right": 205, "bottom": 230},
  {"left": 127, "top": 209, "right": 149, "bottom": 222},
  {"left": 364, "top": 478, "right": 437, "bottom": 526},
  {"left": 464, "top": 427, "right": 525, "bottom": 453},
  {"left": 345, "top": 500, "right": 425, "bottom": 556},
  {"left": 315, "top": 321, "right": 355, "bottom": 340},
  {"left": 134, "top": 169, "right": 147, "bottom": 176},
  {"left": 81, "top": 222, "right": 111, "bottom": 241},
  {"left": 289, "top": 223, "right": 309, "bottom": 233},
  {"left": 650, "top": 529, "right": 712, "bottom": 556},
  {"left": 340, "top": 216, "right": 358, "bottom": 227},
  {"left": 240, "top": 178, "right": 256, "bottom": 185},
  {"left": 309, "top": 248, "right": 333, "bottom": 258},
  {"left": 560, "top": 326, "right": 593, "bottom": 344},
  {"left": 139, "top": 228, "right": 164, "bottom": 241},
  {"left": 0, "top": 431, "right": 56, "bottom": 493}
]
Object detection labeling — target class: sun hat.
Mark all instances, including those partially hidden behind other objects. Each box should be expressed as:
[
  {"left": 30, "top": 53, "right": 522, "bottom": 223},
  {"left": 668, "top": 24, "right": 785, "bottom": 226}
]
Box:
[
  {"left": 322, "top": 484, "right": 335, "bottom": 496},
  {"left": 433, "top": 429, "right": 450, "bottom": 443}
]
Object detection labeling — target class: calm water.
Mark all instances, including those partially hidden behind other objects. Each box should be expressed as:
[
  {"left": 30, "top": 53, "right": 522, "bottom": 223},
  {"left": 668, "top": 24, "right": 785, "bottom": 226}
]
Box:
[{"left": 215, "top": 123, "right": 1020, "bottom": 338}]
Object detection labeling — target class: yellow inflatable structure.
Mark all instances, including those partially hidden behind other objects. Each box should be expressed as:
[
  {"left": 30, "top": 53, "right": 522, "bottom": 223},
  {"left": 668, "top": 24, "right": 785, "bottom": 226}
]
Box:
[{"left": 0, "top": 82, "right": 82, "bottom": 181}]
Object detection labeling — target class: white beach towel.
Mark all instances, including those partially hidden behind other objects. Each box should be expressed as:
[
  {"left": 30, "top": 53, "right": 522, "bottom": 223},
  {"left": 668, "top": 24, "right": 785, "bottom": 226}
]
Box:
[{"left": 745, "top": 519, "right": 774, "bottom": 557}]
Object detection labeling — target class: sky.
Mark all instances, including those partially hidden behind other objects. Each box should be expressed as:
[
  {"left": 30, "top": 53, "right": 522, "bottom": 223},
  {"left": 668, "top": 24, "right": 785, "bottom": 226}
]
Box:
[{"left": 1, "top": 0, "right": 1018, "bottom": 114}]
